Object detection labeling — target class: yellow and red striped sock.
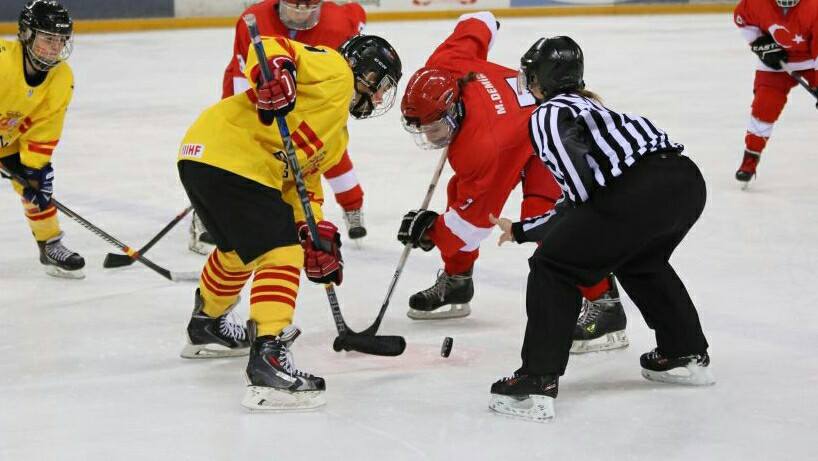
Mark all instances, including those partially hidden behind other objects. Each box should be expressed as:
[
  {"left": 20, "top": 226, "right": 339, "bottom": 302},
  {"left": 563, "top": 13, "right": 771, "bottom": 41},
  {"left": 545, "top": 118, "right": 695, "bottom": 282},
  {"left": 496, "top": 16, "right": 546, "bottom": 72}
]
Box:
[
  {"left": 24, "top": 203, "right": 60, "bottom": 242},
  {"left": 250, "top": 265, "right": 301, "bottom": 337},
  {"left": 198, "top": 250, "right": 252, "bottom": 318}
]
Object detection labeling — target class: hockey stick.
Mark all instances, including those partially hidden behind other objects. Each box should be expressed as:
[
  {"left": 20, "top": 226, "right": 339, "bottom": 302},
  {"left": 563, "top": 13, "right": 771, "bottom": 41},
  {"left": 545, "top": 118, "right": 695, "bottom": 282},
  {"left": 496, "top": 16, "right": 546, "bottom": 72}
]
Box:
[
  {"left": 0, "top": 168, "right": 198, "bottom": 282},
  {"left": 244, "top": 13, "right": 405, "bottom": 356},
  {"left": 781, "top": 62, "right": 818, "bottom": 109},
  {"left": 102, "top": 205, "right": 193, "bottom": 268},
  {"left": 355, "top": 147, "right": 448, "bottom": 337}
]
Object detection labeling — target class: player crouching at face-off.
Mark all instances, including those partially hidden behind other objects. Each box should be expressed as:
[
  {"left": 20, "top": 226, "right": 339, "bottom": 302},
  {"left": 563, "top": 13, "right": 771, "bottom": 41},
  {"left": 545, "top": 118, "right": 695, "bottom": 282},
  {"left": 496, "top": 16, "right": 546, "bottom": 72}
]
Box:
[
  {"left": 175, "top": 34, "right": 401, "bottom": 411},
  {"left": 189, "top": 0, "right": 371, "bottom": 254},
  {"left": 396, "top": 12, "right": 626, "bottom": 354}
]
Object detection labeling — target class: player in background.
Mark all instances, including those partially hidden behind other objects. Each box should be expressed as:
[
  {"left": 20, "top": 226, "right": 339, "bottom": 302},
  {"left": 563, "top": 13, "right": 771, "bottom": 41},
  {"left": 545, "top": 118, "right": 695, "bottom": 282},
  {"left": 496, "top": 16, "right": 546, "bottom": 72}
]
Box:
[
  {"left": 189, "top": 0, "right": 368, "bottom": 254},
  {"left": 733, "top": 0, "right": 818, "bottom": 184},
  {"left": 397, "top": 12, "right": 627, "bottom": 354},
  {"left": 177, "top": 34, "right": 401, "bottom": 410},
  {"left": 0, "top": 0, "right": 84, "bottom": 279}
]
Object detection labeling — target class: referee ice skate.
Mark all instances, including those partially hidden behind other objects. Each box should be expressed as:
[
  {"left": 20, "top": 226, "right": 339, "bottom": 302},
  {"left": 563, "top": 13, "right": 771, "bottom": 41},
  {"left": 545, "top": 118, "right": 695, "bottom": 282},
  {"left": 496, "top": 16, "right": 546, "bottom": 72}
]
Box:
[{"left": 489, "top": 36, "right": 714, "bottom": 422}]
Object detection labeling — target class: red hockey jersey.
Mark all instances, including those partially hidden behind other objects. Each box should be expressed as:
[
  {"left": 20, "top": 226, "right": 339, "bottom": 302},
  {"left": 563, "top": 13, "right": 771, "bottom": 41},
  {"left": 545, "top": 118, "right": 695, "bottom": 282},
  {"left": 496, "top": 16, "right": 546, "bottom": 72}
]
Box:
[
  {"left": 734, "top": 0, "right": 818, "bottom": 71},
  {"left": 222, "top": 0, "right": 366, "bottom": 98},
  {"left": 422, "top": 13, "right": 544, "bottom": 257}
]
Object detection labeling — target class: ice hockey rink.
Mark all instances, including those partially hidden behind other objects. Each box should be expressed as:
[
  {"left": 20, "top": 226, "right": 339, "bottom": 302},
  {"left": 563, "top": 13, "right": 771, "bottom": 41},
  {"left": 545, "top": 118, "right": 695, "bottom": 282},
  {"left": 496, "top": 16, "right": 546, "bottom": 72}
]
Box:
[{"left": 1, "top": 12, "right": 816, "bottom": 460}]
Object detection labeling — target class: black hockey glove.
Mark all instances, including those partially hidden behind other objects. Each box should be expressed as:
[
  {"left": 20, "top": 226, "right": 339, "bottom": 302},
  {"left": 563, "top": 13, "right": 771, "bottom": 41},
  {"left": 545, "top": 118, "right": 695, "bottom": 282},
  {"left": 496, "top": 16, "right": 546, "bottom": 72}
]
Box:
[
  {"left": 22, "top": 164, "right": 54, "bottom": 211},
  {"left": 750, "top": 35, "right": 787, "bottom": 70},
  {"left": 397, "top": 209, "right": 438, "bottom": 251}
]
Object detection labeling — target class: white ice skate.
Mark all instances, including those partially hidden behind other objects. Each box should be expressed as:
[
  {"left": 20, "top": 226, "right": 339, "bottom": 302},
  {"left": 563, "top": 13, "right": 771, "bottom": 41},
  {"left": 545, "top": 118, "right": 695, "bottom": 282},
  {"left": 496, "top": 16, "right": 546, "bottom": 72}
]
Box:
[{"left": 489, "top": 394, "right": 556, "bottom": 422}]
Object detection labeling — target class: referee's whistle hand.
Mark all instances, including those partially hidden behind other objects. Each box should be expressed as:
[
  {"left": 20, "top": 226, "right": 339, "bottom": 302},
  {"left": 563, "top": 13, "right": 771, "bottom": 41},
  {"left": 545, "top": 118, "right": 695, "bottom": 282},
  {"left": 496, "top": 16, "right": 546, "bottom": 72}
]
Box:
[{"left": 489, "top": 213, "right": 514, "bottom": 246}]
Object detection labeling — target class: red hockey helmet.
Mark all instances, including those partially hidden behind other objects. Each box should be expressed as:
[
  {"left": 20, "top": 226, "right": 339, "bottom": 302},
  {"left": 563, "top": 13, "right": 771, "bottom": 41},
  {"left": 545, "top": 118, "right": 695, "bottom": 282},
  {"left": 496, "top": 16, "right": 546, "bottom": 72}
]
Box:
[{"left": 400, "top": 67, "right": 462, "bottom": 149}]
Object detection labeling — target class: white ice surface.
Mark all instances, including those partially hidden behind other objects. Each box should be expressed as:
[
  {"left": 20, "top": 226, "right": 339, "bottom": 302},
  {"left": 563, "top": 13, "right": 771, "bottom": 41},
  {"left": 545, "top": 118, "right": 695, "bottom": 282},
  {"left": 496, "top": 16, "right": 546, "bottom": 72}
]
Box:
[{"left": 1, "top": 14, "right": 817, "bottom": 460}]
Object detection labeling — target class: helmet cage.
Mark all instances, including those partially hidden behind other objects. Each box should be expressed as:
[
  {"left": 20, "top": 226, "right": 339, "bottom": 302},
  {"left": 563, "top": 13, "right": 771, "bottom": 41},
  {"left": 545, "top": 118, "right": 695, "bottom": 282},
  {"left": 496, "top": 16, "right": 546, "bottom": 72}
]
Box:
[
  {"left": 402, "top": 103, "right": 460, "bottom": 150},
  {"left": 775, "top": 0, "right": 799, "bottom": 7},
  {"left": 278, "top": 0, "right": 322, "bottom": 30},
  {"left": 21, "top": 27, "right": 73, "bottom": 72},
  {"left": 350, "top": 71, "right": 398, "bottom": 119}
]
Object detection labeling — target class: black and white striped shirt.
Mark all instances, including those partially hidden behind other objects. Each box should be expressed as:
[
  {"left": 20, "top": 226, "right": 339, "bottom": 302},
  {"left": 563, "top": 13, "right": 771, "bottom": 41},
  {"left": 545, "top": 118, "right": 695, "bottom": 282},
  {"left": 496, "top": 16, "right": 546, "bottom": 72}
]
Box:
[
  {"left": 512, "top": 93, "right": 683, "bottom": 242},
  {"left": 530, "top": 93, "right": 681, "bottom": 203}
]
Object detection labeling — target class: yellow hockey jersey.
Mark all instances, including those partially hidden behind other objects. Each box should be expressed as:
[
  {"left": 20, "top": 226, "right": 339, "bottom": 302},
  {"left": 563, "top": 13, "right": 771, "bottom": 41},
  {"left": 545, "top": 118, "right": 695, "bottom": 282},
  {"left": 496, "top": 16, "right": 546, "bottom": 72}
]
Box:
[
  {"left": 0, "top": 39, "right": 74, "bottom": 169},
  {"left": 178, "top": 36, "right": 353, "bottom": 221}
]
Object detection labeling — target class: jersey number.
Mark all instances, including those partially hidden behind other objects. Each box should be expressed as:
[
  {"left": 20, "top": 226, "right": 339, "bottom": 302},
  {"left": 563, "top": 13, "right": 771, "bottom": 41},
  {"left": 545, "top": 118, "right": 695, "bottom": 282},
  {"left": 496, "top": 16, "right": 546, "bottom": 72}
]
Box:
[{"left": 505, "top": 77, "right": 536, "bottom": 108}]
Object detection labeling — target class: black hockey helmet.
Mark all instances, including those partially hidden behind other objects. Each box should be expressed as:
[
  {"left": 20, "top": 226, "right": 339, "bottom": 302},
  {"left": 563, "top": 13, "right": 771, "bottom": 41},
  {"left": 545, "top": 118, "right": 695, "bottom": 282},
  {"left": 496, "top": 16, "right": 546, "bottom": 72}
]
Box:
[
  {"left": 339, "top": 35, "right": 402, "bottom": 119},
  {"left": 18, "top": 0, "right": 73, "bottom": 72},
  {"left": 519, "top": 36, "right": 584, "bottom": 101}
]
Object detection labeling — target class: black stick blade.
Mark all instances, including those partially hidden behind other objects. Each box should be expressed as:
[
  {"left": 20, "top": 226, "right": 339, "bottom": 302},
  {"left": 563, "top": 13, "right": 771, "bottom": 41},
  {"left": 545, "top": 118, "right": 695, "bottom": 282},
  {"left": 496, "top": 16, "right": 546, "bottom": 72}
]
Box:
[
  {"left": 336, "top": 334, "right": 406, "bottom": 356},
  {"left": 103, "top": 253, "right": 135, "bottom": 268}
]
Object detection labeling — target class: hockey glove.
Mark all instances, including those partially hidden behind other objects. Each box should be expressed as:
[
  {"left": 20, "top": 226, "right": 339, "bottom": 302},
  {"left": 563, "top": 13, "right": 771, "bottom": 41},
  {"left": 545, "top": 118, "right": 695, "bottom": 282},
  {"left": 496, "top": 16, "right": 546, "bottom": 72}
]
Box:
[
  {"left": 254, "top": 55, "right": 297, "bottom": 125},
  {"left": 22, "top": 164, "right": 54, "bottom": 211},
  {"left": 298, "top": 220, "right": 343, "bottom": 285},
  {"left": 397, "top": 209, "right": 438, "bottom": 251},
  {"left": 750, "top": 35, "right": 787, "bottom": 70}
]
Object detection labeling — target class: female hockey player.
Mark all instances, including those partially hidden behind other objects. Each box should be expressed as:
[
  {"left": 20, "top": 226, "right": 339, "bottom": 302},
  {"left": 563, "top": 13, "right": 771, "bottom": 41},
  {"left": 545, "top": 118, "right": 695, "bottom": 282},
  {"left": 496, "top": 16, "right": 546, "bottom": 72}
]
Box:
[
  {"left": 189, "top": 0, "right": 369, "bottom": 254},
  {"left": 0, "top": 0, "right": 84, "bottom": 279},
  {"left": 177, "top": 34, "right": 401, "bottom": 411},
  {"left": 396, "top": 12, "right": 626, "bottom": 355},
  {"left": 732, "top": 0, "right": 818, "bottom": 184},
  {"left": 489, "top": 36, "right": 713, "bottom": 422}
]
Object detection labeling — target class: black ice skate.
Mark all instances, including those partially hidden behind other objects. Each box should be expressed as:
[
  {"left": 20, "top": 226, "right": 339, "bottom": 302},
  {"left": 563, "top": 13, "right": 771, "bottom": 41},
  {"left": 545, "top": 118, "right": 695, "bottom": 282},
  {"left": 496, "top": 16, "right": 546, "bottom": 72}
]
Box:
[
  {"left": 407, "top": 269, "right": 473, "bottom": 320},
  {"left": 489, "top": 371, "right": 558, "bottom": 422},
  {"left": 735, "top": 150, "right": 760, "bottom": 189},
  {"left": 571, "top": 277, "right": 629, "bottom": 354},
  {"left": 180, "top": 289, "right": 250, "bottom": 358},
  {"left": 37, "top": 233, "right": 85, "bottom": 279},
  {"left": 640, "top": 348, "right": 715, "bottom": 386},
  {"left": 188, "top": 211, "right": 216, "bottom": 255},
  {"left": 242, "top": 325, "right": 326, "bottom": 411},
  {"left": 343, "top": 208, "right": 367, "bottom": 240}
]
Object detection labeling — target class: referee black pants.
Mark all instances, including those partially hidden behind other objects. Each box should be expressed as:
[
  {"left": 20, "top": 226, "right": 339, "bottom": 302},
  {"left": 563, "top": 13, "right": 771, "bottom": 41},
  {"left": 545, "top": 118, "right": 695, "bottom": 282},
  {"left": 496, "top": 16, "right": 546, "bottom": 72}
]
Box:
[{"left": 521, "top": 153, "right": 709, "bottom": 376}]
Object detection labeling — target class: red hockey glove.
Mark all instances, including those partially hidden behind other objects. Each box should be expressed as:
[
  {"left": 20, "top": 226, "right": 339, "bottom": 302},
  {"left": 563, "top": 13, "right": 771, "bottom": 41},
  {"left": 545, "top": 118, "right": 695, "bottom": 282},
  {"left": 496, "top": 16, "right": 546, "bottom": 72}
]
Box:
[
  {"left": 254, "top": 55, "right": 297, "bottom": 124},
  {"left": 298, "top": 220, "right": 343, "bottom": 285}
]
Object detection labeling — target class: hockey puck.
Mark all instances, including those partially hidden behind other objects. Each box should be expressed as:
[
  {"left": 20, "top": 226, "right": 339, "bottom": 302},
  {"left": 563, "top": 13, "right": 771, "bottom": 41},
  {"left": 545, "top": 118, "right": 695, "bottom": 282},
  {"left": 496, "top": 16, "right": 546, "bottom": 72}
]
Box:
[{"left": 440, "top": 337, "right": 453, "bottom": 358}]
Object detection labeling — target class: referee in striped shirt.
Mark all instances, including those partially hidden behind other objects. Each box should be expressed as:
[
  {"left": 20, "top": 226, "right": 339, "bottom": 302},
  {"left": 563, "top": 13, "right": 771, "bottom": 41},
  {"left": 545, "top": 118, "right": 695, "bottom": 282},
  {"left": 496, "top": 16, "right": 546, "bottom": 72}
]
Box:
[{"left": 488, "top": 36, "right": 713, "bottom": 421}]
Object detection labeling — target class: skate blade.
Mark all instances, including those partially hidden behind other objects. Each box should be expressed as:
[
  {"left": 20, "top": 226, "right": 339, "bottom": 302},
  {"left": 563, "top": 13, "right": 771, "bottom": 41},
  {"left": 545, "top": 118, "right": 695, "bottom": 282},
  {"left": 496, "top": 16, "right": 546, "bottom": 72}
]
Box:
[
  {"left": 489, "top": 394, "right": 555, "bottom": 422},
  {"left": 44, "top": 265, "right": 85, "bottom": 280},
  {"left": 570, "top": 330, "right": 629, "bottom": 354},
  {"left": 641, "top": 363, "right": 716, "bottom": 386},
  {"left": 242, "top": 386, "right": 326, "bottom": 411},
  {"left": 407, "top": 303, "right": 471, "bottom": 320},
  {"left": 180, "top": 342, "right": 249, "bottom": 359}
]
